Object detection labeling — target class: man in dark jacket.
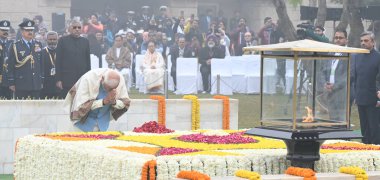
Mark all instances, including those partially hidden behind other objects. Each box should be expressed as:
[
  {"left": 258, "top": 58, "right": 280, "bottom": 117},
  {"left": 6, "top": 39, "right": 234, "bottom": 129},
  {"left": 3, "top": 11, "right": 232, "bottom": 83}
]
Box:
[
  {"left": 199, "top": 35, "right": 225, "bottom": 93},
  {"left": 169, "top": 36, "right": 194, "bottom": 88},
  {"left": 7, "top": 20, "right": 44, "bottom": 99},
  {"left": 56, "top": 20, "right": 91, "bottom": 98},
  {"left": 41, "top": 31, "right": 59, "bottom": 99},
  {"left": 351, "top": 32, "right": 380, "bottom": 144}
]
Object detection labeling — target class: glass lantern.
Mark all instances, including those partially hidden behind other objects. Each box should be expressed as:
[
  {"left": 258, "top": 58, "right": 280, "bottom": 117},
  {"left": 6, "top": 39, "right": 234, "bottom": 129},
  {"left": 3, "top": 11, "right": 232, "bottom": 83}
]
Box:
[{"left": 259, "top": 51, "right": 351, "bottom": 132}]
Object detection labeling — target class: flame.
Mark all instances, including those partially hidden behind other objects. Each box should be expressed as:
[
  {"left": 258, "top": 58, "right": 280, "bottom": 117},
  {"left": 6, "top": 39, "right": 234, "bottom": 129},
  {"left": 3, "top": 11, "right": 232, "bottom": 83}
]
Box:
[{"left": 302, "top": 106, "right": 314, "bottom": 123}]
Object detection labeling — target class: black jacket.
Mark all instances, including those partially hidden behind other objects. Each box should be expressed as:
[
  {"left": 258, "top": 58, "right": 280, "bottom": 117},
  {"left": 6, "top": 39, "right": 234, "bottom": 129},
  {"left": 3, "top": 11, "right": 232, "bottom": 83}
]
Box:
[
  {"left": 199, "top": 45, "right": 226, "bottom": 67},
  {"left": 56, "top": 35, "right": 91, "bottom": 89},
  {"left": 351, "top": 49, "right": 380, "bottom": 106},
  {"left": 41, "top": 47, "right": 59, "bottom": 94},
  {"left": 169, "top": 45, "right": 194, "bottom": 76}
]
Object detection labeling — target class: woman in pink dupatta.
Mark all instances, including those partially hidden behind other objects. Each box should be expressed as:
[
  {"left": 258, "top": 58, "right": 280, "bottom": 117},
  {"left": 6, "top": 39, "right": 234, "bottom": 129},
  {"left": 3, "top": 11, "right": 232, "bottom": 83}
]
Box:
[{"left": 141, "top": 41, "right": 165, "bottom": 93}]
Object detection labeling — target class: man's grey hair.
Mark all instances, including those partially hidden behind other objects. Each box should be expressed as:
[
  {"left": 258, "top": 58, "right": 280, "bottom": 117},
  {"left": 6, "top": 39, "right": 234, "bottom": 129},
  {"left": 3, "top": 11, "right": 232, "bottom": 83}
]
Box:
[
  {"left": 69, "top": 19, "right": 82, "bottom": 27},
  {"left": 360, "top": 32, "right": 375, "bottom": 41},
  {"left": 104, "top": 69, "right": 120, "bottom": 87},
  {"left": 45, "top": 31, "right": 58, "bottom": 39}
]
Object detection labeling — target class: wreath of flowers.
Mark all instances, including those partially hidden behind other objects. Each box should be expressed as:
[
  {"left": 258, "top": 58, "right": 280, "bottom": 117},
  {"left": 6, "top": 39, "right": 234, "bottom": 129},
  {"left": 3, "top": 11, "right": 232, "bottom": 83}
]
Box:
[
  {"left": 339, "top": 166, "right": 368, "bottom": 180},
  {"left": 183, "top": 95, "right": 200, "bottom": 130},
  {"left": 176, "top": 170, "right": 210, "bottom": 180},
  {"left": 142, "top": 160, "right": 157, "bottom": 180},
  {"left": 150, "top": 95, "right": 166, "bottom": 126},
  {"left": 285, "top": 167, "right": 316, "bottom": 180},
  {"left": 235, "top": 170, "right": 261, "bottom": 180},
  {"left": 213, "top": 95, "right": 230, "bottom": 130}
]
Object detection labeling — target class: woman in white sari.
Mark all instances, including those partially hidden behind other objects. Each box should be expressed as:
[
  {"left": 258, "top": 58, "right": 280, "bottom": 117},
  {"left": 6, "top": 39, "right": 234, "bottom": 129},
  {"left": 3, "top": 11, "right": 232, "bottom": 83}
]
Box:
[{"left": 141, "top": 41, "right": 165, "bottom": 93}]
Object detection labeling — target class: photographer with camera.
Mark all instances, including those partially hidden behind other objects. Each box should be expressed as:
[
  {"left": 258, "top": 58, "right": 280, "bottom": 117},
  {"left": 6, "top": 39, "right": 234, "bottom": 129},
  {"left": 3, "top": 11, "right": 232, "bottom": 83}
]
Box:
[
  {"left": 297, "top": 23, "right": 329, "bottom": 43},
  {"left": 258, "top": 17, "right": 275, "bottom": 45}
]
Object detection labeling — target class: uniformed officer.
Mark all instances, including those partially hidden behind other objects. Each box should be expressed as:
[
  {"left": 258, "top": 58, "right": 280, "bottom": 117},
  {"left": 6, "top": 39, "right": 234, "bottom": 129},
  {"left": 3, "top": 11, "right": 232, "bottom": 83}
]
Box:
[
  {"left": 0, "top": 20, "right": 13, "bottom": 99},
  {"left": 7, "top": 20, "right": 44, "bottom": 99},
  {"left": 137, "top": 6, "right": 151, "bottom": 30},
  {"left": 124, "top": 11, "right": 137, "bottom": 31},
  {"left": 156, "top": 6, "right": 168, "bottom": 30}
]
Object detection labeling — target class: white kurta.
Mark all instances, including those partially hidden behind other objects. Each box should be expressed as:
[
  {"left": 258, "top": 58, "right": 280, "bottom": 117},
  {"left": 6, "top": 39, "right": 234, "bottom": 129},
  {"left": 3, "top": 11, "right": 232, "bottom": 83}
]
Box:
[{"left": 141, "top": 51, "right": 165, "bottom": 90}]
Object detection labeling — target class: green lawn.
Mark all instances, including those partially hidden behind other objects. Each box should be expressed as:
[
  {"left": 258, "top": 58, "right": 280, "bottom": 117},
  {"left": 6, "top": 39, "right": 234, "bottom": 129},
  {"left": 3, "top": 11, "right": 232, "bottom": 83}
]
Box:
[
  {"left": 0, "top": 174, "right": 12, "bottom": 180},
  {"left": 1, "top": 90, "right": 361, "bottom": 178}
]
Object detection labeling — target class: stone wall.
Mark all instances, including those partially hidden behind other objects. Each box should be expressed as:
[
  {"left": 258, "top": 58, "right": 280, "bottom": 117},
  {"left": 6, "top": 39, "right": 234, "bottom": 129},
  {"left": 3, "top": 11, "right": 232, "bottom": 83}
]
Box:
[
  {"left": 0, "top": 0, "right": 70, "bottom": 31},
  {"left": 0, "top": 98, "right": 238, "bottom": 174}
]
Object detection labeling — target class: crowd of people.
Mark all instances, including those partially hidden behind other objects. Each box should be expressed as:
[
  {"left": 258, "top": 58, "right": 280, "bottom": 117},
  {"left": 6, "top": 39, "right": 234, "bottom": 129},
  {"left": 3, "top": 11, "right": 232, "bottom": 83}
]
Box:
[{"left": 0, "top": 6, "right": 286, "bottom": 97}]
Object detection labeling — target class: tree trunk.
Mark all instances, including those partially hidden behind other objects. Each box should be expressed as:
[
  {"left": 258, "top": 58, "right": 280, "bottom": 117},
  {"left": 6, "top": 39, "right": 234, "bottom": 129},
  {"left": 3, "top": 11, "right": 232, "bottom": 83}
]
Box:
[
  {"left": 370, "top": 21, "right": 380, "bottom": 50},
  {"left": 335, "top": 0, "right": 349, "bottom": 30},
  {"left": 315, "top": 0, "right": 327, "bottom": 27},
  {"left": 272, "top": 0, "right": 297, "bottom": 41},
  {"left": 309, "top": 0, "right": 317, "bottom": 6},
  {"left": 347, "top": 0, "right": 364, "bottom": 47}
]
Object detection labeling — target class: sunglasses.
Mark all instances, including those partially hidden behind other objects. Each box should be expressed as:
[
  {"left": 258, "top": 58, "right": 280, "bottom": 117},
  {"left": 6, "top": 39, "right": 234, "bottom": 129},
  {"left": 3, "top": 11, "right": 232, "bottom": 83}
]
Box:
[
  {"left": 72, "top": 26, "right": 82, "bottom": 29},
  {"left": 334, "top": 36, "right": 345, "bottom": 40}
]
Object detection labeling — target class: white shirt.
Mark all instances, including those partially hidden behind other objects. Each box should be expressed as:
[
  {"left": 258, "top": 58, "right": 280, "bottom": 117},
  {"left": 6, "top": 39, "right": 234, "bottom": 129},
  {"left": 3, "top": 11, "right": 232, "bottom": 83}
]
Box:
[
  {"left": 329, "top": 53, "right": 342, "bottom": 84},
  {"left": 179, "top": 48, "right": 184, "bottom": 58},
  {"left": 329, "top": 60, "right": 339, "bottom": 84},
  {"left": 116, "top": 48, "right": 121, "bottom": 58}
]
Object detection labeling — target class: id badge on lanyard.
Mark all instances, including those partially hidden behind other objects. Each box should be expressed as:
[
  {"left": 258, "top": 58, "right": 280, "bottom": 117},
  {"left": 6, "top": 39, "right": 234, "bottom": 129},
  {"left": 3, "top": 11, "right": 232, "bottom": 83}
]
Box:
[{"left": 50, "top": 67, "right": 56, "bottom": 76}]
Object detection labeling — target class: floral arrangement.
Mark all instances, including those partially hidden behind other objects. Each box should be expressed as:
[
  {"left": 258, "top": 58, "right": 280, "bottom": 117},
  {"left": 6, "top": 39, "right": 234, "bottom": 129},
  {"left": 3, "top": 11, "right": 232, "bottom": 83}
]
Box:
[
  {"left": 158, "top": 147, "right": 199, "bottom": 156},
  {"left": 117, "top": 131, "right": 282, "bottom": 151},
  {"left": 38, "top": 132, "right": 121, "bottom": 141},
  {"left": 321, "top": 142, "right": 380, "bottom": 151},
  {"left": 213, "top": 95, "right": 230, "bottom": 130},
  {"left": 177, "top": 132, "right": 257, "bottom": 144},
  {"left": 133, "top": 121, "right": 174, "bottom": 134},
  {"left": 183, "top": 95, "right": 200, "bottom": 130},
  {"left": 235, "top": 170, "right": 261, "bottom": 180},
  {"left": 109, "top": 146, "right": 161, "bottom": 155},
  {"left": 14, "top": 131, "right": 380, "bottom": 180},
  {"left": 150, "top": 95, "right": 166, "bottom": 126},
  {"left": 176, "top": 170, "right": 210, "bottom": 180},
  {"left": 142, "top": 160, "right": 157, "bottom": 180},
  {"left": 339, "top": 166, "right": 368, "bottom": 180},
  {"left": 285, "top": 167, "right": 316, "bottom": 180}
]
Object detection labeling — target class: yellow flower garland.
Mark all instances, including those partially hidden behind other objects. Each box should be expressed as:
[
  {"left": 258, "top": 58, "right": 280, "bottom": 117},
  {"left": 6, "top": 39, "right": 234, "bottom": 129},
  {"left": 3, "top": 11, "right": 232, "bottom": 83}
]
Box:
[
  {"left": 183, "top": 95, "right": 200, "bottom": 130},
  {"left": 150, "top": 95, "right": 166, "bottom": 126},
  {"left": 235, "top": 170, "right": 261, "bottom": 180},
  {"left": 339, "top": 166, "right": 368, "bottom": 180}
]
